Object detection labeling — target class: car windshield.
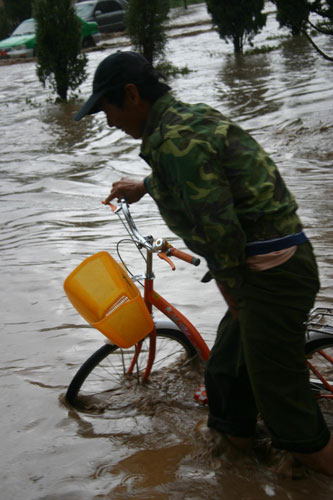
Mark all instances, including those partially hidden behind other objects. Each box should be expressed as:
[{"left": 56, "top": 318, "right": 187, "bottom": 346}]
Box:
[
  {"left": 75, "top": 2, "right": 95, "bottom": 18},
  {"left": 12, "top": 19, "right": 35, "bottom": 36}
]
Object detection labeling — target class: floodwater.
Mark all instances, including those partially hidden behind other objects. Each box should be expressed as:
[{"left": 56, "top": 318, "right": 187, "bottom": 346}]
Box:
[{"left": 1, "top": 2, "right": 333, "bottom": 499}]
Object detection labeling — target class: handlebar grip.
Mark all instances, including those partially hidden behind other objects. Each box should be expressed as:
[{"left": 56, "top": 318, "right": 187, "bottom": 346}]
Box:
[{"left": 168, "top": 248, "right": 200, "bottom": 266}]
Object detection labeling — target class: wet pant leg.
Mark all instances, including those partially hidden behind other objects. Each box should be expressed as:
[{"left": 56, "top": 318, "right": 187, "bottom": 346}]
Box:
[
  {"left": 205, "top": 242, "right": 331, "bottom": 453},
  {"left": 205, "top": 310, "right": 258, "bottom": 438}
]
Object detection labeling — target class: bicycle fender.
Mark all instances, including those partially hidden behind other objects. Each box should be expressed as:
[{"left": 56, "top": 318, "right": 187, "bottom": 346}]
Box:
[
  {"left": 306, "top": 330, "right": 333, "bottom": 343},
  {"left": 153, "top": 319, "right": 182, "bottom": 333}
]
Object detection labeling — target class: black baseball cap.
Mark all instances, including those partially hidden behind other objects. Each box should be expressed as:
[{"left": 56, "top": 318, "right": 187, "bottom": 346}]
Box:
[{"left": 74, "top": 51, "right": 151, "bottom": 121}]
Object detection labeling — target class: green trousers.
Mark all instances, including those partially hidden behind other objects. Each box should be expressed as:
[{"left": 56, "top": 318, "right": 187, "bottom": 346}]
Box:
[{"left": 205, "top": 242, "right": 331, "bottom": 453}]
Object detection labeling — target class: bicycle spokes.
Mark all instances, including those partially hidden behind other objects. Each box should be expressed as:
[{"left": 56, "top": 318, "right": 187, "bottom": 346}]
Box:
[{"left": 307, "top": 349, "right": 333, "bottom": 399}]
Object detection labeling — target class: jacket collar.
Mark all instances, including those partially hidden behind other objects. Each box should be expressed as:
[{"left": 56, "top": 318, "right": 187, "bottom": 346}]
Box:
[{"left": 141, "top": 92, "right": 176, "bottom": 157}]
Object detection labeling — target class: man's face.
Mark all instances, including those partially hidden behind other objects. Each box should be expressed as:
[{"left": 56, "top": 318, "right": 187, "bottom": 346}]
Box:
[{"left": 100, "top": 84, "right": 151, "bottom": 139}]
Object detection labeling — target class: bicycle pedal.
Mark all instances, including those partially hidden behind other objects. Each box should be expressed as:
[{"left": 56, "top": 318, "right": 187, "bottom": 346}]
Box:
[{"left": 194, "top": 384, "right": 208, "bottom": 405}]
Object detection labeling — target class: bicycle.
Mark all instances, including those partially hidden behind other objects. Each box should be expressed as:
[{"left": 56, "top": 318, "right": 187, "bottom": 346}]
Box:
[{"left": 64, "top": 199, "right": 333, "bottom": 411}]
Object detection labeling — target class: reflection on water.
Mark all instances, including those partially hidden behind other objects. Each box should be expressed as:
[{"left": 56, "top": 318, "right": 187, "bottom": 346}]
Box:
[
  {"left": 218, "top": 54, "right": 278, "bottom": 124},
  {"left": 41, "top": 103, "right": 99, "bottom": 151},
  {"left": 1, "top": 3, "right": 333, "bottom": 499}
]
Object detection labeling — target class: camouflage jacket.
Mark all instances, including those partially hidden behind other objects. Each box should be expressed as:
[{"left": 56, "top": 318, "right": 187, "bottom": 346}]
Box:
[{"left": 140, "top": 93, "right": 303, "bottom": 288}]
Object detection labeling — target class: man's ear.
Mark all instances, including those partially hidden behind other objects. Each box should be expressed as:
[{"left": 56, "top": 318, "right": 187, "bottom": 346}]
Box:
[{"left": 124, "top": 83, "right": 141, "bottom": 105}]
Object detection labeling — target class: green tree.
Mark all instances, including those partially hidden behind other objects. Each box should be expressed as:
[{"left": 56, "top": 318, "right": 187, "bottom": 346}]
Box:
[
  {"left": 0, "top": 0, "right": 32, "bottom": 38},
  {"left": 275, "top": 0, "right": 310, "bottom": 35},
  {"left": 205, "top": 0, "right": 267, "bottom": 54},
  {"left": 0, "top": 7, "right": 10, "bottom": 40},
  {"left": 273, "top": 0, "right": 333, "bottom": 61},
  {"left": 4, "top": 0, "right": 31, "bottom": 25},
  {"left": 126, "top": 0, "right": 170, "bottom": 64},
  {"left": 33, "top": 0, "right": 87, "bottom": 101}
]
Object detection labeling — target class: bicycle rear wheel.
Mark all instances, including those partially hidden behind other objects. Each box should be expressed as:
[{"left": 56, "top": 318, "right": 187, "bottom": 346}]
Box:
[
  {"left": 305, "top": 336, "right": 333, "bottom": 399},
  {"left": 65, "top": 326, "right": 201, "bottom": 412},
  {"left": 305, "top": 307, "right": 333, "bottom": 400}
]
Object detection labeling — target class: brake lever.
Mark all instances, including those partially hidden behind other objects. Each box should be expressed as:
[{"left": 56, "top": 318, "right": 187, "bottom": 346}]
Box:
[
  {"left": 102, "top": 200, "right": 119, "bottom": 213},
  {"left": 158, "top": 252, "right": 176, "bottom": 271}
]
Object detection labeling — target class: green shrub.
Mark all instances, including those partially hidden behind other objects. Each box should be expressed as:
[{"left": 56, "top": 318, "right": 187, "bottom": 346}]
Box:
[
  {"left": 34, "top": 0, "right": 87, "bottom": 101},
  {"left": 126, "top": 0, "right": 170, "bottom": 64},
  {"left": 206, "top": 0, "right": 267, "bottom": 54}
]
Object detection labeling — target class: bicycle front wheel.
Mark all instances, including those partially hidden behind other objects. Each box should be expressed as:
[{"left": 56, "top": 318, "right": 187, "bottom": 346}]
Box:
[
  {"left": 65, "top": 327, "right": 201, "bottom": 412},
  {"left": 305, "top": 335, "right": 333, "bottom": 399}
]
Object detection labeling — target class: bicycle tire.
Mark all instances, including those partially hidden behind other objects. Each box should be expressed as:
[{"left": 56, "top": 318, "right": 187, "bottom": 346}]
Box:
[
  {"left": 65, "top": 326, "right": 201, "bottom": 412},
  {"left": 305, "top": 334, "right": 333, "bottom": 399}
]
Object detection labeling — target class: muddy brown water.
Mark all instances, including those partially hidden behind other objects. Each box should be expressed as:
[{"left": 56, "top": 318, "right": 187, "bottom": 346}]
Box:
[{"left": 1, "top": 3, "right": 333, "bottom": 499}]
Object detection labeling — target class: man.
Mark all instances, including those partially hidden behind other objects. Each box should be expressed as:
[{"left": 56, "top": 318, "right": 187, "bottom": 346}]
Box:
[{"left": 74, "top": 51, "right": 333, "bottom": 475}]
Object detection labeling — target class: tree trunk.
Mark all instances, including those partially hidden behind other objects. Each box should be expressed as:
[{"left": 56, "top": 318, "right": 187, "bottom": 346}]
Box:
[
  {"left": 233, "top": 35, "right": 243, "bottom": 54},
  {"left": 57, "top": 83, "right": 68, "bottom": 101}
]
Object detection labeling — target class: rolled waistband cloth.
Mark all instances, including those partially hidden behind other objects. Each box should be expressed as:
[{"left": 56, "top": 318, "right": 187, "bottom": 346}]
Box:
[{"left": 245, "top": 231, "right": 308, "bottom": 256}]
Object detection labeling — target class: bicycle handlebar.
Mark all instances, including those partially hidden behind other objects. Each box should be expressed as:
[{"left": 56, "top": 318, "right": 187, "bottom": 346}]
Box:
[
  {"left": 168, "top": 247, "right": 201, "bottom": 267},
  {"left": 103, "top": 198, "right": 201, "bottom": 268},
  {"left": 120, "top": 199, "right": 150, "bottom": 248},
  {"left": 104, "top": 199, "right": 153, "bottom": 249}
]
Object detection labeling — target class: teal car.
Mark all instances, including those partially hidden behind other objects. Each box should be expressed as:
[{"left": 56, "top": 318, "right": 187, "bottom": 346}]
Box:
[{"left": 0, "top": 17, "right": 101, "bottom": 59}]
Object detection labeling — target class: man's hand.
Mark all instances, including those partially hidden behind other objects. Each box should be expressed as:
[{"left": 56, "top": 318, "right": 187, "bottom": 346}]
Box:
[{"left": 103, "top": 178, "right": 147, "bottom": 205}]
